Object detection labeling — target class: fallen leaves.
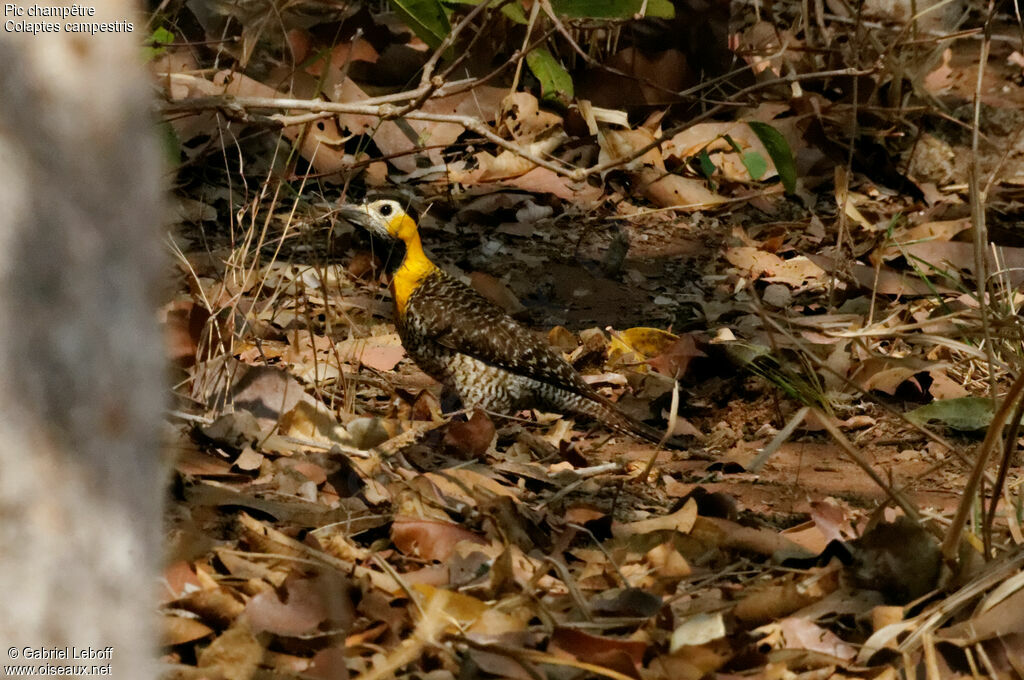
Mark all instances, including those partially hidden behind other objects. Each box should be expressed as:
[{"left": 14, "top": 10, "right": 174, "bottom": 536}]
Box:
[{"left": 152, "top": 4, "right": 1024, "bottom": 680}]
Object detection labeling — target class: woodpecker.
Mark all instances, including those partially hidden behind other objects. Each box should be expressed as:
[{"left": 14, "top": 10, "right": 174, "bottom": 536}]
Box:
[{"left": 340, "top": 196, "right": 682, "bottom": 449}]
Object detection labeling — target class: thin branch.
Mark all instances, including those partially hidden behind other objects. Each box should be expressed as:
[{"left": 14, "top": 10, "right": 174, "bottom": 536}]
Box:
[
  {"left": 970, "top": 0, "right": 999, "bottom": 400},
  {"left": 164, "top": 92, "right": 578, "bottom": 178}
]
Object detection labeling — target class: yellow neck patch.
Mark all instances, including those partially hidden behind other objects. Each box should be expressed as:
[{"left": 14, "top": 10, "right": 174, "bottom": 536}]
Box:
[{"left": 387, "top": 214, "right": 438, "bottom": 315}]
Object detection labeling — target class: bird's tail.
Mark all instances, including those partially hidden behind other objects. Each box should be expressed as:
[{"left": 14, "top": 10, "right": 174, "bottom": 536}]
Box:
[{"left": 577, "top": 393, "right": 687, "bottom": 450}]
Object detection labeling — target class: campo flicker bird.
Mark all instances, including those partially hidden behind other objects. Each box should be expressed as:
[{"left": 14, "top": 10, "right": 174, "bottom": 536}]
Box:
[{"left": 340, "top": 196, "right": 682, "bottom": 448}]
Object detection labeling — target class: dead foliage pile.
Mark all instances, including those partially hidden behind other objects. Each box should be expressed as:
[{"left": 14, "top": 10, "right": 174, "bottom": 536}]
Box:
[{"left": 153, "top": 0, "right": 1024, "bottom": 677}]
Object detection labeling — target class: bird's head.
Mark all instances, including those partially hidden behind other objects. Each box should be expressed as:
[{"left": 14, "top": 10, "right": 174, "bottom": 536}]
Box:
[
  {"left": 339, "top": 197, "right": 420, "bottom": 244},
  {"left": 340, "top": 195, "right": 435, "bottom": 278}
]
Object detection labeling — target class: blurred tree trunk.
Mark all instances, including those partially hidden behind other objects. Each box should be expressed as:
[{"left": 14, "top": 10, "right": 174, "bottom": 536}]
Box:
[{"left": 0, "top": 3, "right": 164, "bottom": 676}]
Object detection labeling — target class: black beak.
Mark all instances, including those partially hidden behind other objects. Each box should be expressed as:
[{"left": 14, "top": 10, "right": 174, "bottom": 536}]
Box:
[{"left": 338, "top": 205, "right": 372, "bottom": 229}]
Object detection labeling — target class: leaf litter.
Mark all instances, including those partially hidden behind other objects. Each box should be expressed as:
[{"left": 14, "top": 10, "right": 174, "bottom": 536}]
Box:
[{"left": 153, "top": 0, "right": 1024, "bottom": 678}]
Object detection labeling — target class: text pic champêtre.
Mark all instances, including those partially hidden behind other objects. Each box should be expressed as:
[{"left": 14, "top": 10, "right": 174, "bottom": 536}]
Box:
[{"left": 4, "top": 3, "right": 94, "bottom": 17}]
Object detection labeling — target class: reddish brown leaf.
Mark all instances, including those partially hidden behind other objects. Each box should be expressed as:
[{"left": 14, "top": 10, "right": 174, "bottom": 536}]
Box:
[
  {"left": 443, "top": 409, "right": 496, "bottom": 458},
  {"left": 549, "top": 627, "right": 646, "bottom": 678},
  {"left": 392, "top": 516, "right": 488, "bottom": 561}
]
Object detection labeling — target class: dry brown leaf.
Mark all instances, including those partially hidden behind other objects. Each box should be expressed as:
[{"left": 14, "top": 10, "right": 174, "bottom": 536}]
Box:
[
  {"left": 308, "top": 38, "right": 380, "bottom": 96},
  {"left": 648, "top": 641, "right": 732, "bottom": 680},
  {"left": 442, "top": 409, "right": 496, "bottom": 458},
  {"left": 306, "top": 645, "right": 351, "bottom": 680},
  {"left": 216, "top": 71, "right": 352, "bottom": 175},
  {"left": 754, "top": 617, "right": 858, "bottom": 660},
  {"left": 335, "top": 334, "right": 406, "bottom": 372},
  {"left": 178, "top": 586, "right": 247, "bottom": 629},
  {"left": 600, "top": 128, "right": 728, "bottom": 208},
  {"left": 854, "top": 358, "right": 938, "bottom": 395},
  {"left": 412, "top": 583, "right": 526, "bottom": 635},
  {"left": 691, "top": 516, "right": 813, "bottom": 558},
  {"left": 500, "top": 92, "right": 563, "bottom": 141},
  {"left": 470, "top": 272, "right": 526, "bottom": 315},
  {"left": 614, "top": 499, "right": 697, "bottom": 537},
  {"left": 278, "top": 401, "right": 351, "bottom": 446},
  {"left": 163, "top": 300, "right": 209, "bottom": 367},
  {"left": 163, "top": 560, "right": 202, "bottom": 601},
  {"left": 734, "top": 568, "right": 839, "bottom": 624},
  {"left": 196, "top": 618, "right": 263, "bottom": 680},
  {"left": 670, "top": 612, "right": 727, "bottom": 650},
  {"left": 418, "top": 468, "right": 520, "bottom": 508},
  {"left": 779, "top": 521, "right": 833, "bottom": 555},
  {"left": 337, "top": 80, "right": 507, "bottom": 173},
  {"left": 234, "top": 446, "right": 263, "bottom": 472},
  {"left": 725, "top": 247, "right": 826, "bottom": 287},
  {"left": 391, "top": 516, "right": 488, "bottom": 561},
  {"left": 664, "top": 121, "right": 784, "bottom": 183},
  {"left": 163, "top": 615, "right": 214, "bottom": 646},
  {"left": 549, "top": 626, "right": 646, "bottom": 677},
  {"left": 648, "top": 334, "right": 705, "bottom": 378},
  {"left": 246, "top": 574, "right": 353, "bottom": 637}
]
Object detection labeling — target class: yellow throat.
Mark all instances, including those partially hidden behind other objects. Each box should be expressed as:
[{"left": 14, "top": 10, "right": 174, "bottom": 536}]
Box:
[{"left": 387, "top": 213, "right": 438, "bottom": 315}]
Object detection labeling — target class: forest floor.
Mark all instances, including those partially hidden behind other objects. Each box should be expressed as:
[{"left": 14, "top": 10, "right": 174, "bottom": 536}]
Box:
[{"left": 156, "top": 4, "right": 1024, "bottom": 679}]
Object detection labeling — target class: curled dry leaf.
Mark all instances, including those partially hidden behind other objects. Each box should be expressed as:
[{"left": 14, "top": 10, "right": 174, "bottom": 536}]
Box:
[
  {"left": 500, "top": 92, "right": 563, "bottom": 141},
  {"left": 664, "top": 121, "right": 784, "bottom": 183},
  {"left": 614, "top": 499, "right": 697, "bottom": 537},
  {"left": 873, "top": 218, "right": 971, "bottom": 264},
  {"left": 734, "top": 568, "right": 840, "bottom": 624},
  {"left": 670, "top": 612, "right": 728, "bottom": 651},
  {"left": 341, "top": 80, "right": 508, "bottom": 173},
  {"left": 600, "top": 128, "right": 728, "bottom": 208}
]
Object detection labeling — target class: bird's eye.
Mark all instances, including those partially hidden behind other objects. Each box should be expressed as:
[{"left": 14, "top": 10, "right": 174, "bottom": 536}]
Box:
[{"left": 379, "top": 204, "right": 393, "bottom": 217}]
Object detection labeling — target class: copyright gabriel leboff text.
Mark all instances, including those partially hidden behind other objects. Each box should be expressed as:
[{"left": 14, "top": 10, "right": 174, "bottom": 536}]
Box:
[{"left": 5, "top": 647, "right": 113, "bottom": 676}]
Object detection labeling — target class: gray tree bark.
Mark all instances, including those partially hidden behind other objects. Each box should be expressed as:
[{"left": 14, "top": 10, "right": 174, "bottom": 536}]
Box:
[{"left": 0, "top": 4, "right": 164, "bottom": 677}]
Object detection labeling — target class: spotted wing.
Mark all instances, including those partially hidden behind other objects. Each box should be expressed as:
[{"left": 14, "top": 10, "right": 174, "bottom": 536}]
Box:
[{"left": 405, "top": 271, "right": 592, "bottom": 394}]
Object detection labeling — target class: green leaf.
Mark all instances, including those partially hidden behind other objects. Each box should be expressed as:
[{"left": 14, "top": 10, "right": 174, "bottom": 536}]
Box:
[
  {"left": 501, "top": 2, "right": 528, "bottom": 23},
  {"left": 393, "top": 0, "right": 451, "bottom": 49},
  {"left": 445, "top": 0, "right": 528, "bottom": 23},
  {"left": 526, "top": 47, "right": 574, "bottom": 101},
  {"left": 697, "top": 149, "right": 716, "bottom": 185},
  {"left": 741, "top": 151, "right": 768, "bottom": 180},
  {"left": 747, "top": 121, "right": 797, "bottom": 194},
  {"left": 906, "top": 397, "right": 994, "bottom": 431},
  {"left": 723, "top": 134, "right": 767, "bottom": 181},
  {"left": 143, "top": 26, "right": 175, "bottom": 61},
  {"left": 550, "top": 0, "right": 675, "bottom": 18}
]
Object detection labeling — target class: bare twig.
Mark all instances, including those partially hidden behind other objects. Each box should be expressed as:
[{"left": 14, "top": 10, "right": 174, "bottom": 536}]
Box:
[
  {"left": 164, "top": 92, "right": 576, "bottom": 178},
  {"left": 970, "top": 0, "right": 998, "bottom": 399},
  {"left": 815, "top": 411, "right": 922, "bottom": 522}
]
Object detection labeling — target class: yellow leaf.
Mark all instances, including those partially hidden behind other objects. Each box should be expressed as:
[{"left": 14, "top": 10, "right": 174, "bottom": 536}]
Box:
[{"left": 608, "top": 326, "right": 679, "bottom": 365}]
